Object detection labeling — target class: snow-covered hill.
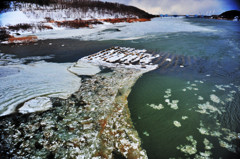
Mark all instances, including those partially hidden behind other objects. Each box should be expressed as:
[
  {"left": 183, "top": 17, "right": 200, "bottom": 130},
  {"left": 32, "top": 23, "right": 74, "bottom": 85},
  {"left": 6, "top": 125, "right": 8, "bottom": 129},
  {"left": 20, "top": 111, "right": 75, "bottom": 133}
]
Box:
[{"left": 0, "top": 0, "right": 155, "bottom": 42}]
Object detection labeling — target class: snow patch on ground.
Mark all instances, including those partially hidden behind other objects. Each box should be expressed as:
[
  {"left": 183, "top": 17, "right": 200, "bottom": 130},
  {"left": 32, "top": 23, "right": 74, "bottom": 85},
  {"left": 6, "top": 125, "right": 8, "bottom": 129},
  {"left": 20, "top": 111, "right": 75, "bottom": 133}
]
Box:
[{"left": 0, "top": 11, "right": 30, "bottom": 26}]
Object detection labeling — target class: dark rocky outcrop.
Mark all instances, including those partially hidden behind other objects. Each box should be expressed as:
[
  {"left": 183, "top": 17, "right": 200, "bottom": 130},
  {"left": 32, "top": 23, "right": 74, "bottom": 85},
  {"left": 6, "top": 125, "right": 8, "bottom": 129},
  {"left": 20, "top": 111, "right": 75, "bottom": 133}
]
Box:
[{"left": 219, "top": 10, "right": 240, "bottom": 20}]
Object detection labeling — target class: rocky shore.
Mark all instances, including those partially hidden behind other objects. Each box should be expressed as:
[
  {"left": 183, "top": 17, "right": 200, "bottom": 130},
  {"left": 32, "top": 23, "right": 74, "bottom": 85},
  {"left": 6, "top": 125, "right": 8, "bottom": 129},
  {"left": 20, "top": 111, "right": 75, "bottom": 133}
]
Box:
[{"left": 0, "top": 47, "right": 158, "bottom": 158}]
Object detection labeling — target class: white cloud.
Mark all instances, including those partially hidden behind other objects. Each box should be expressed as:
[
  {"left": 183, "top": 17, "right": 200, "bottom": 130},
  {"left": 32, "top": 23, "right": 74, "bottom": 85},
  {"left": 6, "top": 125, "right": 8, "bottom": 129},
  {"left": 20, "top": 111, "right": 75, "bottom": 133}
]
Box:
[{"left": 105, "top": 0, "right": 225, "bottom": 15}]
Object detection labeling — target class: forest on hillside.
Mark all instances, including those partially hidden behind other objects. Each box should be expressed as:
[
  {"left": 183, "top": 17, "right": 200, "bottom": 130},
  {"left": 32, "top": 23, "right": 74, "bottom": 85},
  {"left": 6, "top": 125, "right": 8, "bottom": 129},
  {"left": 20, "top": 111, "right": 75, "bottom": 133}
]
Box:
[{"left": 0, "top": 0, "right": 156, "bottom": 19}]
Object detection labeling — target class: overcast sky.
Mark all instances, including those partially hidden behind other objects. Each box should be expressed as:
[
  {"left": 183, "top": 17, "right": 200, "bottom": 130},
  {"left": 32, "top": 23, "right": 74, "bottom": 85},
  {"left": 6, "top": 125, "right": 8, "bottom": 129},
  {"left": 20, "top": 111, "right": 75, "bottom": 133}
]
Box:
[{"left": 105, "top": 0, "right": 240, "bottom": 15}]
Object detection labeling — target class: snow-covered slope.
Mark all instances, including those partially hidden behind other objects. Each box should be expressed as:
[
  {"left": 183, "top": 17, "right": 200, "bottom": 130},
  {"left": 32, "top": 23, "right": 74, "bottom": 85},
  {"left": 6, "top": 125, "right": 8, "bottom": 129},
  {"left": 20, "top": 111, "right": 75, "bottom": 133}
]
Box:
[
  {"left": 0, "top": 1, "right": 138, "bottom": 27},
  {"left": 0, "top": 1, "right": 154, "bottom": 42}
]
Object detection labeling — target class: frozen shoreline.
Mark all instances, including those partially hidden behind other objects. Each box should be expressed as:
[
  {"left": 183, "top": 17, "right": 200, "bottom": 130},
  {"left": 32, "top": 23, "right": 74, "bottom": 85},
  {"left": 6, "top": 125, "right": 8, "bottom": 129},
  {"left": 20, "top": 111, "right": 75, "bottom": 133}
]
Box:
[{"left": 0, "top": 47, "right": 159, "bottom": 158}]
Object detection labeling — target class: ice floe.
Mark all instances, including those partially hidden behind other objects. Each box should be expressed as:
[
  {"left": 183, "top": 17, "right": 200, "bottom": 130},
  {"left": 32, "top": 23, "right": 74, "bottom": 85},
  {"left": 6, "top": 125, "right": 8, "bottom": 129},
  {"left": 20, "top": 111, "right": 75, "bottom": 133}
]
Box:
[
  {"left": 0, "top": 53, "right": 54, "bottom": 66},
  {"left": 203, "top": 138, "right": 213, "bottom": 150},
  {"left": 147, "top": 103, "right": 164, "bottom": 110},
  {"left": 0, "top": 61, "right": 81, "bottom": 117},
  {"left": 181, "top": 116, "right": 188, "bottom": 120},
  {"left": 196, "top": 101, "right": 222, "bottom": 114},
  {"left": 198, "top": 127, "right": 210, "bottom": 135},
  {"left": 173, "top": 121, "right": 181, "bottom": 127},
  {"left": 143, "top": 131, "right": 150, "bottom": 136},
  {"left": 177, "top": 136, "right": 197, "bottom": 155},
  {"left": 68, "top": 61, "right": 101, "bottom": 76},
  {"left": 210, "top": 94, "right": 220, "bottom": 103},
  {"left": 198, "top": 96, "right": 204, "bottom": 101},
  {"left": 219, "top": 139, "right": 237, "bottom": 153},
  {"left": 18, "top": 97, "right": 52, "bottom": 114},
  {"left": 79, "top": 47, "right": 158, "bottom": 72}
]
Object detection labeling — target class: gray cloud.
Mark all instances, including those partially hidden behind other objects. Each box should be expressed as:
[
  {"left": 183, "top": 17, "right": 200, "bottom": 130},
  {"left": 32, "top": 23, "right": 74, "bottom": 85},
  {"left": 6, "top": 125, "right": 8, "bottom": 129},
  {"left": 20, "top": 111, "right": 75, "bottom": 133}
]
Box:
[{"left": 104, "top": 0, "right": 226, "bottom": 15}]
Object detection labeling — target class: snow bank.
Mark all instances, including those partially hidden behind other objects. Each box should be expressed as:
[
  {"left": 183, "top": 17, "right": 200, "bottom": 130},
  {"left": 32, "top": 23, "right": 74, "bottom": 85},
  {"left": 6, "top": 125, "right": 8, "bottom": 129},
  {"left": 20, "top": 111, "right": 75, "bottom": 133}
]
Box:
[{"left": 0, "top": 11, "right": 30, "bottom": 26}]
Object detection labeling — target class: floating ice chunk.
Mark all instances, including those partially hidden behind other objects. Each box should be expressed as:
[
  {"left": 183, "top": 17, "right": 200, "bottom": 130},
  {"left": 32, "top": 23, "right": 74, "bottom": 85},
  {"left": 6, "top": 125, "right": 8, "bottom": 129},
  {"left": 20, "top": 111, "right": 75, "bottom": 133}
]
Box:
[
  {"left": 165, "top": 89, "right": 171, "bottom": 94},
  {"left": 18, "top": 97, "right": 52, "bottom": 114},
  {"left": 166, "top": 58, "right": 172, "bottom": 62},
  {"left": 143, "top": 131, "right": 149, "bottom": 136},
  {"left": 224, "top": 131, "right": 237, "bottom": 141},
  {"left": 164, "top": 89, "right": 172, "bottom": 98},
  {"left": 219, "top": 139, "right": 236, "bottom": 153},
  {"left": 198, "top": 96, "right": 204, "bottom": 100},
  {"left": 68, "top": 61, "right": 101, "bottom": 76},
  {"left": 180, "top": 65, "right": 184, "bottom": 68},
  {"left": 165, "top": 99, "right": 170, "bottom": 103},
  {"left": 173, "top": 121, "right": 181, "bottom": 127},
  {"left": 199, "top": 151, "right": 212, "bottom": 157},
  {"left": 210, "top": 131, "right": 222, "bottom": 137},
  {"left": 182, "top": 116, "right": 188, "bottom": 120},
  {"left": 198, "top": 127, "right": 210, "bottom": 135},
  {"left": 182, "top": 88, "right": 186, "bottom": 92},
  {"left": 177, "top": 145, "right": 197, "bottom": 155},
  {"left": 215, "top": 85, "right": 229, "bottom": 91},
  {"left": 230, "top": 90, "right": 236, "bottom": 94},
  {"left": 165, "top": 99, "right": 179, "bottom": 110},
  {"left": 147, "top": 103, "right": 164, "bottom": 110},
  {"left": 177, "top": 136, "right": 197, "bottom": 155},
  {"left": 210, "top": 94, "right": 220, "bottom": 103},
  {"left": 197, "top": 102, "right": 222, "bottom": 114},
  {"left": 170, "top": 101, "right": 179, "bottom": 110},
  {"left": 203, "top": 138, "right": 213, "bottom": 150}
]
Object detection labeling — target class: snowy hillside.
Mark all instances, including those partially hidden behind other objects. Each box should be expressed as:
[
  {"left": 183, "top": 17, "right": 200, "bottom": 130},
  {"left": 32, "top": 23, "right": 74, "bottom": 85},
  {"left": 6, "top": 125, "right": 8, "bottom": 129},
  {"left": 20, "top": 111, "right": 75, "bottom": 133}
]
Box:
[{"left": 0, "top": 0, "right": 155, "bottom": 42}]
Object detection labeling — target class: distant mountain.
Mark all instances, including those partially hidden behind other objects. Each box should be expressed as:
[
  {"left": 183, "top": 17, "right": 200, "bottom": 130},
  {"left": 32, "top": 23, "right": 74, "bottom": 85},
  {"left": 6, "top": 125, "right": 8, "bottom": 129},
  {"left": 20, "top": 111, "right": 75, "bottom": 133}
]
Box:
[{"left": 219, "top": 10, "right": 240, "bottom": 20}]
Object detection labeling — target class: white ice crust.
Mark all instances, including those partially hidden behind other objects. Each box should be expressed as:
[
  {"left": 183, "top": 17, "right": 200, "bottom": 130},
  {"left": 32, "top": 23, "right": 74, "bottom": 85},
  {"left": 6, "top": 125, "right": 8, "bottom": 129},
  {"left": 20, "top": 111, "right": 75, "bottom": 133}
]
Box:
[
  {"left": 79, "top": 46, "right": 159, "bottom": 72},
  {"left": 68, "top": 61, "right": 101, "bottom": 76},
  {"left": 18, "top": 97, "right": 52, "bottom": 114},
  {"left": 0, "top": 61, "right": 81, "bottom": 117}
]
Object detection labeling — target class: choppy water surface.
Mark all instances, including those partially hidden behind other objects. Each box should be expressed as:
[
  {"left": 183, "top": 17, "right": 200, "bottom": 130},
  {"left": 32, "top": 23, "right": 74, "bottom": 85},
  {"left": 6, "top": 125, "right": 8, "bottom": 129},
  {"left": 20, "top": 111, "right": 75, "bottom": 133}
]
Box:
[{"left": 125, "top": 18, "right": 240, "bottom": 158}]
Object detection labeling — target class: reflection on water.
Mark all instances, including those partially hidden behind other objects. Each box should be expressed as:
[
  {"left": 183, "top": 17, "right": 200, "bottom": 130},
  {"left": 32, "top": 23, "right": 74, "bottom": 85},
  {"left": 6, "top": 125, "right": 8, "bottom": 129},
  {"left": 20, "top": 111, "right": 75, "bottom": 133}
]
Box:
[{"left": 127, "top": 18, "right": 240, "bottom": 158}]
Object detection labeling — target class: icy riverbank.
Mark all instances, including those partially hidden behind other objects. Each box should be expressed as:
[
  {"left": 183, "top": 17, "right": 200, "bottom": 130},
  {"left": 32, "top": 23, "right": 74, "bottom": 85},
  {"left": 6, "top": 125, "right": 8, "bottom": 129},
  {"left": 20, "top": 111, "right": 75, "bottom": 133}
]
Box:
[{"left": 0, "top": 47, "right": 159, "bottom": 158}]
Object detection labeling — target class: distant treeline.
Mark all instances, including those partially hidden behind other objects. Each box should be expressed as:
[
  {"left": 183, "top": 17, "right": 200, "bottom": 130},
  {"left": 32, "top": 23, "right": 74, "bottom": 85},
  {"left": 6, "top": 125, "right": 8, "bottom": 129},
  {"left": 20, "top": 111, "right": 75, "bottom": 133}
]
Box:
[{"left": 0, "top": 0, "right": 156, "bottom": 19}]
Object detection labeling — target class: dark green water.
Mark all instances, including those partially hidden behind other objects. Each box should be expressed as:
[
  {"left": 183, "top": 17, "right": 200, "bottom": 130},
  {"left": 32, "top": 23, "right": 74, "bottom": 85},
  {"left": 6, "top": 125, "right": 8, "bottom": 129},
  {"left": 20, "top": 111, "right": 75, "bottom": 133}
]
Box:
[
  {"left": 124, "top": 19, "right": 240, "bottom": 158},
  {"left": 62, "top": 18, "right": 240, "bottom": 158}
]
